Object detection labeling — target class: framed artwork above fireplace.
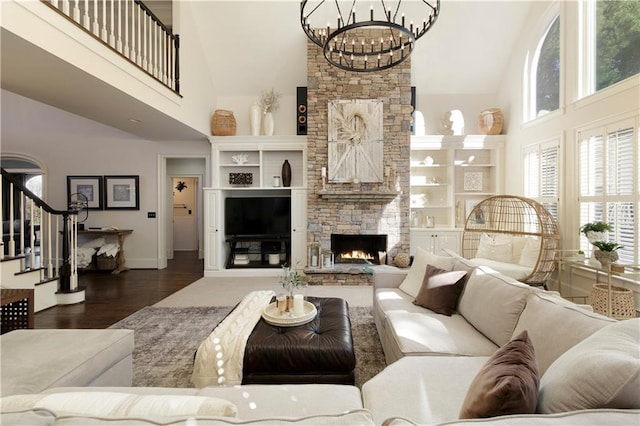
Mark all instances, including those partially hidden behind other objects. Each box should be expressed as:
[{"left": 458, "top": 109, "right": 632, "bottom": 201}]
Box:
[{"left": 328, "top": 99, "right": 383, "bottom": 183}]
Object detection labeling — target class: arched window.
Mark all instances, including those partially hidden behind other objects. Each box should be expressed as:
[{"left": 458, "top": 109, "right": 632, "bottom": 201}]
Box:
[{"left": 534, "top": 16, "right": 560, "bottom": 117}]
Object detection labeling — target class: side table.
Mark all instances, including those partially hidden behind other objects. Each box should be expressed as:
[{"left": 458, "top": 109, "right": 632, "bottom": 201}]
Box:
[
  {"left": 78, "top": 229, "right": 133, "bottom": 274},
  {"left": 1, "top": 289, "right": 35, "bottom": 334}
]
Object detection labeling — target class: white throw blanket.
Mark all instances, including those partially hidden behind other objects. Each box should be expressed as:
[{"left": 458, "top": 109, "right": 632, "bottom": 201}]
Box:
[{"left": 191, "top": 290, "right": 275, "bottom": 388}]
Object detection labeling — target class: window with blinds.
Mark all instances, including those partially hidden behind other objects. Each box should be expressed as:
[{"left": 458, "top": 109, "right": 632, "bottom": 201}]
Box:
[
  {"left": 578, "top": 120, "right": 639, "bottom": 263},
  {"left": 524, "top": 140, "right": 559, "bottom": 219}
]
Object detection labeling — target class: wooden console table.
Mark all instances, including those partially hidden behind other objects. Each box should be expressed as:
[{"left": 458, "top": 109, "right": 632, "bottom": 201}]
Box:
[
  {"left": 79, "top": 229, "right": 133, "bottom": 274},
  {"left": 1, "top": 289, "right": 35, "bottom": 334}
]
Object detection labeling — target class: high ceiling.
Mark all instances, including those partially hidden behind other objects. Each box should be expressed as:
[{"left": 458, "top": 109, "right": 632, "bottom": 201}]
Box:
[{"left": 1, "top": 1, "right": 533, "bottom": 141}]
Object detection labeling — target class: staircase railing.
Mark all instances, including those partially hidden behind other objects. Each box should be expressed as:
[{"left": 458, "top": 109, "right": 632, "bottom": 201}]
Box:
[
  {"left": 40, "top": 0, "right": 180, "bottom": 94},
  {"left": 1, "top": 169, "right": 79, "bottom": 293}
]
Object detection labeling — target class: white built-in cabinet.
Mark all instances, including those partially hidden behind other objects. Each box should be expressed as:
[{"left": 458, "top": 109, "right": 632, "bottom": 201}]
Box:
[
  {"left": 204, "top": 136, "right": 307, "bottom": 275},
  {"left": 203, "top": 189, "right": 222, "bottom": 271},
  {"left": 290, "top": 189, "right": 308, "bottom": 267},
  {"left": 409, "top": 135, "right": 505, "bottom": 255},
  {"left": 410, "top": 230, "right": 461, "bottom": 257}
]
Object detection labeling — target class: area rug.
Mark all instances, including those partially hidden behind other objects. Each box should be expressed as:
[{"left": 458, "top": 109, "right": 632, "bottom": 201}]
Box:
[{"left": 109, "top": 305, "right": 386, "bottom": 388}]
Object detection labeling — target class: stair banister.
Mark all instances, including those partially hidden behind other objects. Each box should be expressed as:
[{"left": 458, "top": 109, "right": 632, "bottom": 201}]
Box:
[{"left": 1, "top": 168, "right": 77, "bottom": 293}]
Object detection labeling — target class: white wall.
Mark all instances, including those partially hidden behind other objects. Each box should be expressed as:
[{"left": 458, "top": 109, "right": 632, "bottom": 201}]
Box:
[
  {"left": 191, "top": 1, "right": 308, "bottom": 136},
  {"left": 1, "top": 0, "right": 217, "bottom": 136},
  {"left": 1, "top": 89, "right": 210, "bottom": 268},
  {"left": 496, "top": 0, "right": 640, "bottom": 248},
  {"left": 495, "top": 1, "right": 640, "bottom": 301}
]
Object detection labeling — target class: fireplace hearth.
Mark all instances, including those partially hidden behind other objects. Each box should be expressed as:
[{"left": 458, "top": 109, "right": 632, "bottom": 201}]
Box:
[{"left": 331, "top": 234, "right": 388, "bottom": 265}]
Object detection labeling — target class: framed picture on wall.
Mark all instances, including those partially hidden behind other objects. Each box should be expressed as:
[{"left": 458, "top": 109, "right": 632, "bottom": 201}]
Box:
[
  {"left": 67, "top": 176, "right": 103, "bottom": 210},
  {"left": 104, "top": 175, "right": 139, "bottom": 210}
]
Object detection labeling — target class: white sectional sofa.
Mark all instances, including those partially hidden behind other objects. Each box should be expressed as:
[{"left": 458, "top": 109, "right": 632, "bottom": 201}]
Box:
[
  {"left": 364, "top": 247, "right": 640, "bottom": 424},
  {"left": 1, "top": 248, "right": 639, "bottom": 425}
]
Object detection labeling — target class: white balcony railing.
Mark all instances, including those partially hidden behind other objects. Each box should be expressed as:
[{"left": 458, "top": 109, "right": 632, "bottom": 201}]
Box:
[{"left": 42, "top": 0, "right": 180, "bottom": 93}]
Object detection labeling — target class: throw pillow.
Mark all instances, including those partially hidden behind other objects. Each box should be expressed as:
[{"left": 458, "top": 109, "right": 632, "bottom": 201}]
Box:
[
  {"left": 398, "top": 247, "right": 455, "bottom": 298},
  {"left": 459, "top": 330, "right": 539, "bottom": 419},
  {"left": 511, "top": 236, "right": 527, "bottom": 263},
  {"left": 475, "top": 233, "right": 513, "bottom": 263},
  {"left": 413, "top": 264, "right": 468, "bottom": 316},
  {"left": 537, "top": 318, "right": 640, "bottom": 413},
  {"left": 519, "top": 237, "right": 541, "bottom": 268}
]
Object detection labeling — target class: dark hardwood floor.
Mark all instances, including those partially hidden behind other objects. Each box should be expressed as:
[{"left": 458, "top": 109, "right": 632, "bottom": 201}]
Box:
[{"left": 35, "top": 251, "right": 203, "bottom": 329}]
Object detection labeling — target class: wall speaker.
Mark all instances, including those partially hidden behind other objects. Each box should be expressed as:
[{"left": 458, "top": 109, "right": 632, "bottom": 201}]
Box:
[
  {"left": 297, "top": 86, "right": 307, "bottom": 135},
  {"left": 410, "top": 86, "right": 416, "bottom": 135}
]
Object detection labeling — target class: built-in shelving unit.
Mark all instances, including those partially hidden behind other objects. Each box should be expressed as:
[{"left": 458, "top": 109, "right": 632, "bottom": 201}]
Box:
[
  {"left": 204, "top": 136, "right": 308, "bottom": 275},
  {"left": 211, "top": 136, "right": 307, "bottom": 190},
  {"left": 409, "top": 134, "right": 505, "bottom": 254}
]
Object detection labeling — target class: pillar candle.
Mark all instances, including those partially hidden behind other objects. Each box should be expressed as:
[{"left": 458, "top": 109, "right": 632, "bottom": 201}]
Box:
[{"left": 293, "top": 294, "right": 304, "bottom": 316}]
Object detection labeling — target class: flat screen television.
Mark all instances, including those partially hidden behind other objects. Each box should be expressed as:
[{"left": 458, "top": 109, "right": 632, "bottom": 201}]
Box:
[{"left": 225, "top": 197, "right": 291, "bottom": 237}]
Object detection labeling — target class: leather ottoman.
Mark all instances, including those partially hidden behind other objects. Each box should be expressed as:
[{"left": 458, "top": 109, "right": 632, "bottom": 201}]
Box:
[{"left": 242, "top": 297, "right": 356, "bottom": 385}]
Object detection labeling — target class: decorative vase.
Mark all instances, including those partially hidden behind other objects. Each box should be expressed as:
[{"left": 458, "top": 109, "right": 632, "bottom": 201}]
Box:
[
  {"left": 210, "top": 109, "right": 236, "bottom": 136},
  {"left": 586, "top": 231, "right": 608, "bottom": 244},
  {"left": 477, "top": 108, "right": 504, "bottom": 135},
  {"left": 249, "top": 103, "right": 262, "bottom": 136},
  {"left": 281, "top": 159, "right": 291, "bottom": 187},
  {"left": 594, "top": 249, "right": 618, "bottom": 267},
  {"left": 263, "top": 112, "right": 275, "bottom": 136}
]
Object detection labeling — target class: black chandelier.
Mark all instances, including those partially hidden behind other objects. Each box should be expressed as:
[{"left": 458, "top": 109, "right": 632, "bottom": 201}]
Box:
[{"left": 301, "top": 0, "right": 440, "bottom": 72}]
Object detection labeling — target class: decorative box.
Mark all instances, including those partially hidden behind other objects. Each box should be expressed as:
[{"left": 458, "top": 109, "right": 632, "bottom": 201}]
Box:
[{"left": 229, "top": 172, "right": 253, "bottom": 186}]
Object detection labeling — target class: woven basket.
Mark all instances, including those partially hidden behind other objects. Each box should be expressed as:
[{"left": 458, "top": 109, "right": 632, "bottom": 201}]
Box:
[
  {"left": 477, "top": 108, "right": 504, "bottom": 135},
  {"left": 211, "top": 109, "right": 237, "bottom": 136},
  {"left": 97, "top": 254, "right": 118, "bottom": 271},
  {"left": 590, "top": 283, "right": 635, "bottom": 320}
]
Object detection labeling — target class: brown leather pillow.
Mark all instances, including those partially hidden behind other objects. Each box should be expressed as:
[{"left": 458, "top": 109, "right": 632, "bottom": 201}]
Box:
[
  {"left": 459, "top": 330, "right": 539, "bottom": 419},
  {"left": 413, "top": 264, "right": 468, "bottom": 316}
]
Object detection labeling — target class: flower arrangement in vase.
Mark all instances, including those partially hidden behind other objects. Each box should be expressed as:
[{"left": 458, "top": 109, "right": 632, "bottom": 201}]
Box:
[
  {"left": 259, "top": 88, "right": 281, "bottom": 136},
  {"left": 278, "top": 263, "right": 305, "bottom": 297}
]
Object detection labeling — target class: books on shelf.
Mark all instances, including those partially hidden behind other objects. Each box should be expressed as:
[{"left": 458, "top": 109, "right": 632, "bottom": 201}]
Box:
[{"left": 234, "top": 253, "right": 250, "bottom": 265}]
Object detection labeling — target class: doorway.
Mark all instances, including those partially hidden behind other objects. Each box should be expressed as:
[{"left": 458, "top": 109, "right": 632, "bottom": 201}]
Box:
[
  {"left": 159, "top": 155, "right": 209, "bottom": 267},
  {"left": 172, "top": 177, "right": 198, "bottom": 252}
]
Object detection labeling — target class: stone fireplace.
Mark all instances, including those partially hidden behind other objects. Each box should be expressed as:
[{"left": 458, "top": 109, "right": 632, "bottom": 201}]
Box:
[
  {"left": 331, "top": 234, "right": 388, "bottom": 265},
  {"left": 305, "top": 33, "right": 412, "bottom": 284}
]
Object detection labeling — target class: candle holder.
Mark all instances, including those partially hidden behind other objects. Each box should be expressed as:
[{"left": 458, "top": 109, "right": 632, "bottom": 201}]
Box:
[
  {"left": 308, "top": 242, "right": 321, "bottom": 269},
  {"left": 321, "top": 250, "right": 334, "bottom": 269}
]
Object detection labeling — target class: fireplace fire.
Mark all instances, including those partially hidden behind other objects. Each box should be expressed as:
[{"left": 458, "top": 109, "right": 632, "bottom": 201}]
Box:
[{"left": 331, "top": 234, "right": 388, "bottom": 265}]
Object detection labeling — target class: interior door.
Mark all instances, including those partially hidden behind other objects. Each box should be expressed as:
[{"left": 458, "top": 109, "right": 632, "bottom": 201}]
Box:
[{"left": 172, "top": 177, "right": 198, "bottom": 251}]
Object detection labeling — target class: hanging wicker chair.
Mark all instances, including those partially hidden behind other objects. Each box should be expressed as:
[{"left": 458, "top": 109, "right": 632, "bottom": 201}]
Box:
[{"left": 462, "top": 195, "right": 560, "bottom": 286}]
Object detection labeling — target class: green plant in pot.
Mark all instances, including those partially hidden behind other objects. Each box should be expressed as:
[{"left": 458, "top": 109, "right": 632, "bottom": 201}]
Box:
[
  {"left": 591, "top": 241, "right": 623, "bottom": 267},
  {"left": 580, "top": 221, "right": 613, "bottom": 243}
]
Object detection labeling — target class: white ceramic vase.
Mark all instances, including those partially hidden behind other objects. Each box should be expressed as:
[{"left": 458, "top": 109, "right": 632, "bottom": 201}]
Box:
[
  {"left": 263, "top": 112, "right": 274, "bottom": 136},
  {"left": 586, "top": 231, "right": 607, "bottom": 244},
  {"left": 249, "top": 103, "right": 262, "bottom": 136}
]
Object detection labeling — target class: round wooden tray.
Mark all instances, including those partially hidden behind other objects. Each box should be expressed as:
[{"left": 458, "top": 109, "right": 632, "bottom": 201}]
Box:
[{"left": 261, "top": 301, "right": 317, "bottom": 327}]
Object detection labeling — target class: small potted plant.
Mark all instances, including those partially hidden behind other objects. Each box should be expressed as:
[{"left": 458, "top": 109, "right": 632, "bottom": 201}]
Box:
[
  {"left": 574, "top": 250, "right": 585, "bottom": 261},
  {"left": 278, "top": 263, "right": 305, "bottom": 298},
  {"left": 580, "top": 221, "right": 612, "bottom": 243},
  {"left": 591, "top": 241, "right": 623, "bottom": 267}
]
